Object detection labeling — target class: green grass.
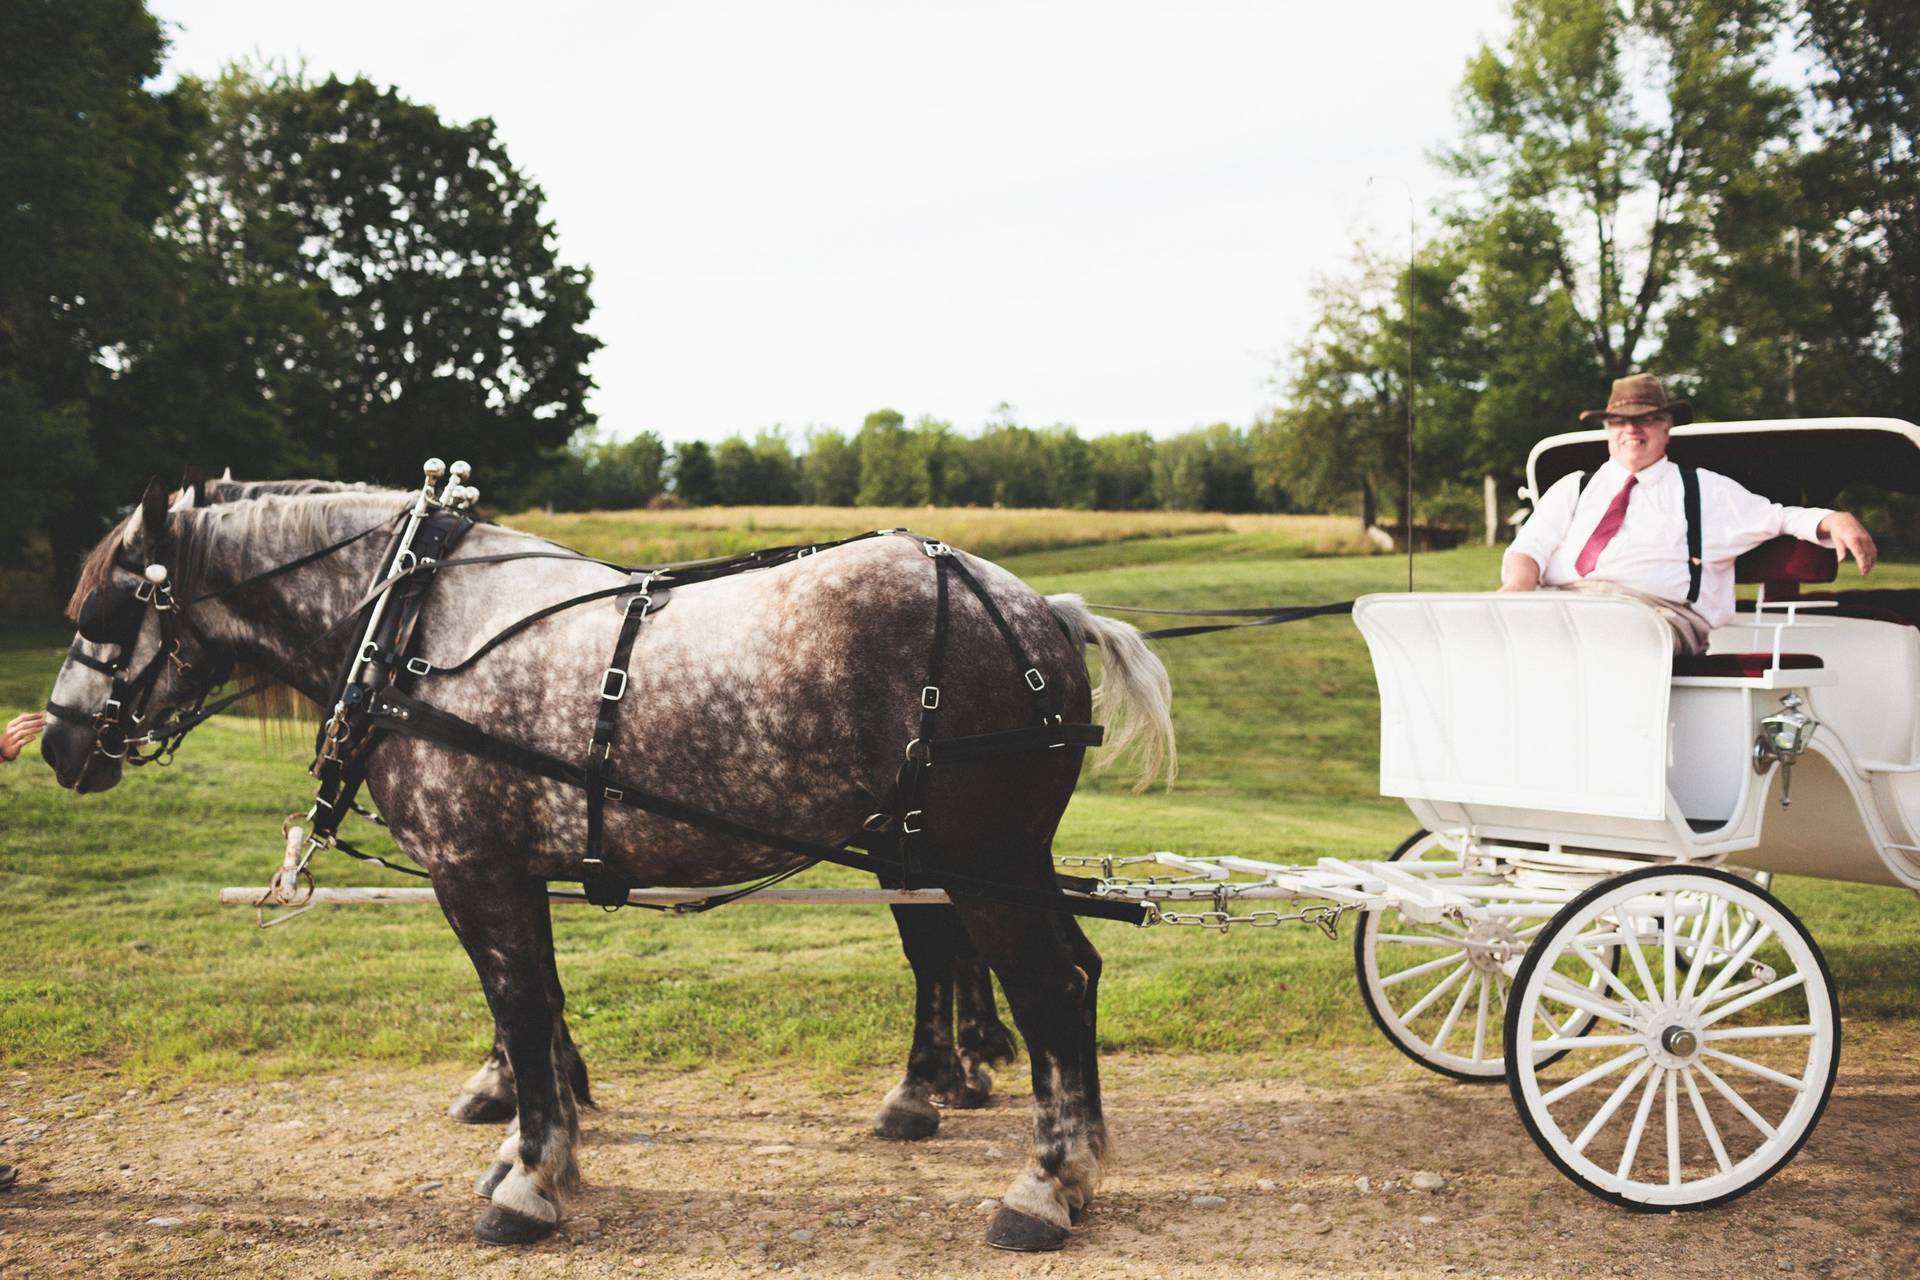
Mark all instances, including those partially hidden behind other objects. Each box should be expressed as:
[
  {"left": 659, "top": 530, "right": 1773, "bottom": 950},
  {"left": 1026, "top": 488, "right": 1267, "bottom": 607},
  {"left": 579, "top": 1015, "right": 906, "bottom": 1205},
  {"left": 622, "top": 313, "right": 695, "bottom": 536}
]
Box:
[{"left": 3, "top": 518, "right": 1916, "bottom": 1087}]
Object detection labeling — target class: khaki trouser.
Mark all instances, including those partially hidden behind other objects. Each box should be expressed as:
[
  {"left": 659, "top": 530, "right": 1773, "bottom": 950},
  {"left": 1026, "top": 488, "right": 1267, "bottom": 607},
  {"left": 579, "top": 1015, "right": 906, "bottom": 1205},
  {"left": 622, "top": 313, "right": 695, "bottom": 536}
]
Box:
[{"left": 1549, "top": 578, "right": 1713, "bottom": 655}]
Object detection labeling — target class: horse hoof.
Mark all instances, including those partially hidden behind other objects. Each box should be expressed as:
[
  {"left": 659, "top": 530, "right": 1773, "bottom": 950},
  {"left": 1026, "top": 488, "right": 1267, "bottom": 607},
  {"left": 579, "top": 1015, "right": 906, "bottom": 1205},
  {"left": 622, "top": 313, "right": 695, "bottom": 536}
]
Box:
[
  {"left": 871, "top": 1104, "right": 940, "bottom": 1141},
  {"left": 449, "top": 1092, "right": 516, "bottom": 1125},
  {"left": 939, "top": 1064, "right": 994, "bottom": 1110},
  {"left": 474, "top": 1205, "right": 555, "bottom": 1246},
  {"left": 984, "top": 1206, "right": 1069, "bottom": 1252},
  {"left": 474, "top": 1161, "right": 512, "bottom": 1198}
]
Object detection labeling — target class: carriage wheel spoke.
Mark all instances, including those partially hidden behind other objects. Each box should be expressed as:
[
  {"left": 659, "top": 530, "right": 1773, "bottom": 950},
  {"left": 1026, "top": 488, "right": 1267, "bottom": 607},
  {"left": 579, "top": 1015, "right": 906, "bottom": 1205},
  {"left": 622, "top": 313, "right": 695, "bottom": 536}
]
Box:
[
  {"left": 1570, "top": 938, "right": 1640, "bottom": 1006},
  {"left": 1701, "top": 1048, "right": 1808, "bottom": 1092},
  {"left": 1380, "top": 949, "right": 1469, "bottom": 988},
  {"left": 1399, "top": 959, "right": 1472, "bottom": 1024},
  {"left": 1614, "top": 1064, "right": 1666, "bottom": 1178},
  {"left": 1697, "top": 924, "right": 1775, "bottom": 1007},
  {"left": 1699, "top": 1024, "right": 1816, "bottom": 1042},
  {"left": 1375, "top": 933, "right": 1465, "bottom": 948},
  {"left": 1683, "top": 1068, "right": 1733, "bottom": 1175},
  {"left": 1700, "top": 972, "right": 1807, "bottom": 1027},
  {"left": 1541, "top": 1048, "right": 1643, "bottom": 1106},
  {"left": 1618, "top": 910, "right": 1660, "bottom": 1002},
  {"left": 1665, "top": 1067, "right": 1681, "bottom": 1187},
  {"left": 1472, "top": 966, "right": 1492, "bottom": 1061},
  {"left": 1432, "top": 972, "right": 1478, "bottom": 1054},
  {"left": 1572, "top": 1059, "right": 1654, "bottom": 1154},
  {"left": 1536, "top": 973, "right": 1638, "bottom": 1029},
  {"left": 1694, "top": 1060, "right": 1777, "bottom": 1140},
  {"left": 1661, "top": 892, "right": 1678, "bottom": 1004}
]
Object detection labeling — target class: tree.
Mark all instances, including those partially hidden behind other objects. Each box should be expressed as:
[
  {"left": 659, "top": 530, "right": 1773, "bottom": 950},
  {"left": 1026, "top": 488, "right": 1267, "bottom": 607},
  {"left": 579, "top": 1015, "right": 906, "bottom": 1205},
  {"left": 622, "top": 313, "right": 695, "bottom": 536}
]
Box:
[
  {"left": 855, "top": 409, "right": 926, "bottom": 506},
  {"left": 670, "top": 441, "right": 717, "bottom": 504},
  {"left": 1089, "top": 432, "right": 1159, "bottom": 510},
  {"left": 0, "top": 0, "right": 200, "bottom": 576},
  {"left": 1447, "top": 0, "right": 1797, "bottom": 380},
  {"left": 1800, "top": 0, "right": 1920, "bottom": 419},
  {"left": 800, "top": 429, "right": 860, "bottom": 505},
  {"left": 168, "top": 66, "right": 601, "bottom": 493}
]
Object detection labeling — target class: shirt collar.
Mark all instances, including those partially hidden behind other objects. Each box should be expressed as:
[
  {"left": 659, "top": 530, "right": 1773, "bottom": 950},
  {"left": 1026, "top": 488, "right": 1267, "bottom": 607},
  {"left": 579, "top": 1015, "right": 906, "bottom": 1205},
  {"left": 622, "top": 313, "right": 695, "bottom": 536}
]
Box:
[{"left": 1598, "top": 456, "right": 1675, "bottom": 488}]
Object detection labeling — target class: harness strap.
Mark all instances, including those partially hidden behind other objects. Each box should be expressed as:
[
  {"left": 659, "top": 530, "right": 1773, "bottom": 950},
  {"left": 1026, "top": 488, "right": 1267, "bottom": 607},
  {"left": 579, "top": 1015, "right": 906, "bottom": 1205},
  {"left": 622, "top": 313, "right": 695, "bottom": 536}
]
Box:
[
  {"left": 362, "top": 687, "right": 1144, "bottom": 924},
  {"left": 582, "top": 572, "right": 656, "bottom": 908}
]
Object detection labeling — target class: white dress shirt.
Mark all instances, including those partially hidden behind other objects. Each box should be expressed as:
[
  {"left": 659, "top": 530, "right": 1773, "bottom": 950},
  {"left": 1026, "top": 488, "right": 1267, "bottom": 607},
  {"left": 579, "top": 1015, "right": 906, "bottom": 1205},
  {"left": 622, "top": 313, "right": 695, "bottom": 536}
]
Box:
[{"left": 1505, "top": 457, "right": 1833, "bottom": 628}]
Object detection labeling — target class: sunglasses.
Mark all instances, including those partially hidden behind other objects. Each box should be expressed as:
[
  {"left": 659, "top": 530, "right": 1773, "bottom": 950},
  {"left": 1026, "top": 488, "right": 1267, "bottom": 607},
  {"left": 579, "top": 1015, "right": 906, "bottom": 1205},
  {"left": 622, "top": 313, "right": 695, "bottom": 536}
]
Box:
[{"left": 1604, "top": 412, "right": 1672, "bottom": 430}]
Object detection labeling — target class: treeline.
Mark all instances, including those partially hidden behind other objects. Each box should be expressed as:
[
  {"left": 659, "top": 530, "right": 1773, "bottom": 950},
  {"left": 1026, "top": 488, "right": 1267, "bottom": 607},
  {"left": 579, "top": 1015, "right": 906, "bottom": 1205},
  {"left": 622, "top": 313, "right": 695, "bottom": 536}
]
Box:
[{"left": 526, "top": 413, "right": 1280, "bottom": 513}]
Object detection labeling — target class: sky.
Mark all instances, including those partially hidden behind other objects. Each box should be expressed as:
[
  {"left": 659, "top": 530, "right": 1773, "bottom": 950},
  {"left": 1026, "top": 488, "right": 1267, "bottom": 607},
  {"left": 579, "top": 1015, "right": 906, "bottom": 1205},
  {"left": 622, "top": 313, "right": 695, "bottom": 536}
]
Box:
[{"left": 153, "top": 0, "right": 1510, "bottom": 445}]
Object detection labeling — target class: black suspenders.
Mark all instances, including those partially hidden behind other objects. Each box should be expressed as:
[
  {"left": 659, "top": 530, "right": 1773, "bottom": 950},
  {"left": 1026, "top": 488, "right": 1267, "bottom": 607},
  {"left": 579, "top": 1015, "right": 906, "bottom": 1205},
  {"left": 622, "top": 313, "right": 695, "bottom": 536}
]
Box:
[{"left": 1573, "top": 464, "right": 1701, "bottom": 604}]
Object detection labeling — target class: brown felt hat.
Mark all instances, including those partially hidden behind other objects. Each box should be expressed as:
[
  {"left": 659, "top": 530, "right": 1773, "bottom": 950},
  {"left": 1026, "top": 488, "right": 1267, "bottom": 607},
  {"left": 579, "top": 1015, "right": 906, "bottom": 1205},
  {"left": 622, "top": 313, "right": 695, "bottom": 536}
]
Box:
[{"left": 1579, "top": 373, "right": 1693, "bottom": 426}]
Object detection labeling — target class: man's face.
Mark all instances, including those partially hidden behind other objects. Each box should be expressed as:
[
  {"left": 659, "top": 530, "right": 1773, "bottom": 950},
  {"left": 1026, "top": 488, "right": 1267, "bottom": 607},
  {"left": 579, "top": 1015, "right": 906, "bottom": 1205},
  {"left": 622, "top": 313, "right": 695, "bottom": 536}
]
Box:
[{"left": 1604, "top": 411, "right": 1672, "bottom": 472}]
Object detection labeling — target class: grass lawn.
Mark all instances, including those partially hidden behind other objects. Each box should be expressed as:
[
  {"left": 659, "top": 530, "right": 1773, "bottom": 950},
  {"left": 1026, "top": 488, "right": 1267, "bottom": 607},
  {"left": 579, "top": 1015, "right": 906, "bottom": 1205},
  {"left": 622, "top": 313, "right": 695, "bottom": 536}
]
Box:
[{"left": 3, "top": 510, "right": 1916, "bottom": 1089}]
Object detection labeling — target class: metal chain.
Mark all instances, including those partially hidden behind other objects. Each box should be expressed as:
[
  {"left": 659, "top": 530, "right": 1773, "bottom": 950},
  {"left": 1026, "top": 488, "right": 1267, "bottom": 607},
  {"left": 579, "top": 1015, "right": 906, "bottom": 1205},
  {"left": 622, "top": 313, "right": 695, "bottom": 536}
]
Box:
[{"left": 1147, "top": 902, "right": 1362, "bottom": 939}]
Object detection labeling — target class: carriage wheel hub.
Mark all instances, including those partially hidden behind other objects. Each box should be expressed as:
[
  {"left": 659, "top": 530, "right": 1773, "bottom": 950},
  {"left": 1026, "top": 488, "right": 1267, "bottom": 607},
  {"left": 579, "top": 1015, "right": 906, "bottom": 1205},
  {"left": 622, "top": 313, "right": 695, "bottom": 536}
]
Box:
[
  {"left": 1463, "top": 921, "right": 1520, "bottom": 973},
  {"left": 1651, "top": 1021, "right": 1702, "bottom": 1067}
]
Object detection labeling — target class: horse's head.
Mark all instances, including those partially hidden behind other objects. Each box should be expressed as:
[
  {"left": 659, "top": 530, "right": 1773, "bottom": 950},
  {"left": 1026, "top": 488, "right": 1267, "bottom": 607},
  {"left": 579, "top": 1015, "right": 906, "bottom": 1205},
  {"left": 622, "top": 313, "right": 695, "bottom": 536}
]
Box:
[{"left": 42, "top": 477, "right": 227, "bottom": 792}]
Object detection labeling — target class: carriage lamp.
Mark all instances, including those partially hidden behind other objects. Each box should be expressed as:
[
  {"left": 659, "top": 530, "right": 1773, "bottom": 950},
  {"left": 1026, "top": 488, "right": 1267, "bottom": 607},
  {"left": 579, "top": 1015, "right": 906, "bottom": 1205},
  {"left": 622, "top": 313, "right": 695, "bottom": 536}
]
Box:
[{"left": 1752, "top": 692, "right": 1818, "bottom": 807}]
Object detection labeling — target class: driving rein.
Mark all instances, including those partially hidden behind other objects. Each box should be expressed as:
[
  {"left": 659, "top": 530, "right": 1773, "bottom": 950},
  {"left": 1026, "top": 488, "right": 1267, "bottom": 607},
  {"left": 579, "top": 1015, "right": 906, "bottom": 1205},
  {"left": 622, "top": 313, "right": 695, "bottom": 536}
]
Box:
[{"left": 49, "top": 481, "right": 1147, "bottom": 926}]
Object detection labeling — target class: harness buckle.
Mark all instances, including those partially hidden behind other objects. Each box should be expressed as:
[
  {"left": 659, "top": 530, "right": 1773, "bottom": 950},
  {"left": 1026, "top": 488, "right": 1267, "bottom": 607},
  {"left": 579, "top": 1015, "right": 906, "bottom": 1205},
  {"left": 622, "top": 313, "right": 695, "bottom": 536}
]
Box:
[
  {"left": 795, "top": 546, "right": 818, "bottom": 559},
  {"left": 1023, "top": 668, "right": 1047, "bottom": 692},
  {"left": 862, "top": 812, "right": 893, "bottom": 832},
  {"left": 901, "top": 810, "right": 924, "bottom": 834},
  {"left": 920, "top": 686, "right": 940, "bottom": 710},
  {"left": 603, "top": 787, "right": 623, "bottom": 801},
  {"left": 921, "top": 540, "right": 950, "bottom": 558},
  {"left": 623, "top": 592, "right": 651, "bottom": 620},
  {"left": 600, "top": 669, "right": 629, "bottom": 702},
  {"left": 405, "top": 657, "right": 432, "bottom": 676}
]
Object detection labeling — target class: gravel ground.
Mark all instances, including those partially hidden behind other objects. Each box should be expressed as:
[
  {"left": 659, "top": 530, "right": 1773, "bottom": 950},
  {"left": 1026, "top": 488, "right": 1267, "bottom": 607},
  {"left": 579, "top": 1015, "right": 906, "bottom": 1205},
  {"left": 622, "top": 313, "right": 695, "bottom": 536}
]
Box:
[{"left": 2, "top": 1030, "right": 1915, "bottom": 1279}]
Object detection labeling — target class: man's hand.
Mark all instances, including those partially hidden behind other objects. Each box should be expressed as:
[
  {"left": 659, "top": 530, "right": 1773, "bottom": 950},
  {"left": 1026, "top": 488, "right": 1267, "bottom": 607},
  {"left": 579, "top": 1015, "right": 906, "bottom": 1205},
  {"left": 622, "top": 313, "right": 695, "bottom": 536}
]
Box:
[
  {"left": 2, "top": 711, "right": 45, "bottom": 763},
  {"left": 1819, "top": 512, "right": 1877, "bottom": 575},
  {"left": 1500, "top": 553, "right": 1542, "bottom": 593}
]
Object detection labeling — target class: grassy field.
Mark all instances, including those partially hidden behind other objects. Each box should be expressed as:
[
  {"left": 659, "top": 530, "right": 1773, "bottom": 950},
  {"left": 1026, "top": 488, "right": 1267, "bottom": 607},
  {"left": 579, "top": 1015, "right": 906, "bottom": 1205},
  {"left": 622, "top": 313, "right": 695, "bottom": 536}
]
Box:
[{"left": 3, "top": 508, "right": 1916, "bottom": 1089}]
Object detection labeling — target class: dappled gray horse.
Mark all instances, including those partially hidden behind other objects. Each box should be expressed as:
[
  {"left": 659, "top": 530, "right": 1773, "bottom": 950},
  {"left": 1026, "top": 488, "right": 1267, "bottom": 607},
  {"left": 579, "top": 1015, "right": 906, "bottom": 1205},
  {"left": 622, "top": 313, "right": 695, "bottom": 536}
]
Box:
[{"left": 40, "top": 480, "right": 1174, "bottom": 1250}]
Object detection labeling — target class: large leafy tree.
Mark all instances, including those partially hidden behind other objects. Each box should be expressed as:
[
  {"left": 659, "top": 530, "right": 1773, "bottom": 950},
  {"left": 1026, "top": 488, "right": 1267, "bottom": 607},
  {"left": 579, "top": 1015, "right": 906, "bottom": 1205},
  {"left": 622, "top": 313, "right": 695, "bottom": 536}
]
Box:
[
  {"left": 0, "top": 0, "right": 200, "bottom": 576},
  {"left": 1447, "top": 0, "right": 1796, "bottom": 381},
  {"left": 170, "top": 67, "right": 601, "bottom": 493}
]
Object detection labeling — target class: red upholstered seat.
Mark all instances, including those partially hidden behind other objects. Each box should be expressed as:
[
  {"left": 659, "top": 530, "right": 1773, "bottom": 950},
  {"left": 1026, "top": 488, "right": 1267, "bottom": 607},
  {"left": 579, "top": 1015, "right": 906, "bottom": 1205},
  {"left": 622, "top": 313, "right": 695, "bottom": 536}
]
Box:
[
  {"left": 1735, "top": 536, "right": 1835, "bottom": 585},
  {"left": 1672, "top": 652, "right": 1825, "bottom": 678}
]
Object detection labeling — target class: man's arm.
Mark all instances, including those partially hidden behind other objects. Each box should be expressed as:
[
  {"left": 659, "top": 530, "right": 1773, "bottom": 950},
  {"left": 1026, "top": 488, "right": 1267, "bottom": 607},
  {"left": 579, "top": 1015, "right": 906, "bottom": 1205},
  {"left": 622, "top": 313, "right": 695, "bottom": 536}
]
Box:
[
  {"left": 1500, "top": 472, "right": 1579, "bottom": 592},
  {"left": 1711, "top": 475, "right": 1877, "bottom": 577}
]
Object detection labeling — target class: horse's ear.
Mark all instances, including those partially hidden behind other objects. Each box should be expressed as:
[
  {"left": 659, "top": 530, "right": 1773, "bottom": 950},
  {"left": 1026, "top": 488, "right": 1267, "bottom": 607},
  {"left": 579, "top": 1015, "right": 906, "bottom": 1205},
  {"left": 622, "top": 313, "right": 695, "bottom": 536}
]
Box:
[
  {"left": 130, "top": 477, "right": 169, "bottom": 553},
  {"left": 180, "top": 466, "right": 207, "bottom": 510}
]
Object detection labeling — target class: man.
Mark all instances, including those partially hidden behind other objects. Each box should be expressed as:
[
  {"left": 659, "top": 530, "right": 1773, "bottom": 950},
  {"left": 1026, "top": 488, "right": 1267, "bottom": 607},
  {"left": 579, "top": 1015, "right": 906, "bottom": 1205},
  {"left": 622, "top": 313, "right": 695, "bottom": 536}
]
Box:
[{"left": 1501, "top": 373, "right": 1877, "bottom": 653}]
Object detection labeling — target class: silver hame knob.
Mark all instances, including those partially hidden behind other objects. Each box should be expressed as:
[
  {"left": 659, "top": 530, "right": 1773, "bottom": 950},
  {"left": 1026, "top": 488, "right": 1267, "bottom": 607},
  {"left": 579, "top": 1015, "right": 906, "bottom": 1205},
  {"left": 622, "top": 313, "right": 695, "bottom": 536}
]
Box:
[
  {"left": 144, "top": 564, "right": 169, "bottom": 585},
  {"left": 423, "top": 457, "right": 448, "bottom": 480},
  {"left": 449, "top": 460, "right": 472, "bottom": 482}
]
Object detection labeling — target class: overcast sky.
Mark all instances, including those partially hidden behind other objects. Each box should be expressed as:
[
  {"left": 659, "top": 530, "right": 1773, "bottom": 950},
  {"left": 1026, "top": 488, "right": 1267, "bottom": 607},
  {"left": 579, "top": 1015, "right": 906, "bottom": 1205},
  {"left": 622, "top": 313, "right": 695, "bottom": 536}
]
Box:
[{"left": 154, "top": 0, "right": 1509, "bottom": 444}]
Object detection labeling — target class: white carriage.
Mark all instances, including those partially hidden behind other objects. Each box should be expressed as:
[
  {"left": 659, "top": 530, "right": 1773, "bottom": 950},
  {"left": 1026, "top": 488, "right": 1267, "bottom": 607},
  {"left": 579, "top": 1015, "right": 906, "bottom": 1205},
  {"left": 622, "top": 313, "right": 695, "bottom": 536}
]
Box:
[{"left": 1106, "top": 416, "right": 1920, "bottom": 1209}]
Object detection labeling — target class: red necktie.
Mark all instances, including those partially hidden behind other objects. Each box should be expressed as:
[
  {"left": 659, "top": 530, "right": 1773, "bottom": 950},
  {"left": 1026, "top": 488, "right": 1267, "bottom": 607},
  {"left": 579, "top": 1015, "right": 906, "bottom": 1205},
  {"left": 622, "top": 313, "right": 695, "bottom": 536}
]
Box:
[{"left": 1574, "top": 474, "right": 1636, "bottom": 576}]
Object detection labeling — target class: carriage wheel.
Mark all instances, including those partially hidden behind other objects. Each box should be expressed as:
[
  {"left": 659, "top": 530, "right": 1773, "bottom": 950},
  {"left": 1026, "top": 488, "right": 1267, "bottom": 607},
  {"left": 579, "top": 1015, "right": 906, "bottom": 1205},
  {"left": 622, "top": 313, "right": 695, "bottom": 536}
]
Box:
[
  {"left": 1505, "top": 866, "right": 1840, "bottom": 1210},
  {"left": 1354, "top": 831, "right": 1611, "bottom": 1083}
]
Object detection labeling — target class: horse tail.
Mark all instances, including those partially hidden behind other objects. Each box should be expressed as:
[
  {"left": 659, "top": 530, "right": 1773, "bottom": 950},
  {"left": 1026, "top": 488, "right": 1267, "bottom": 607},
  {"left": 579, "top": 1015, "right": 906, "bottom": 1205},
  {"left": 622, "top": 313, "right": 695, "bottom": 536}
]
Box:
[{"left": 1045, "top": 594, "right": 1176, "bottom": 791}]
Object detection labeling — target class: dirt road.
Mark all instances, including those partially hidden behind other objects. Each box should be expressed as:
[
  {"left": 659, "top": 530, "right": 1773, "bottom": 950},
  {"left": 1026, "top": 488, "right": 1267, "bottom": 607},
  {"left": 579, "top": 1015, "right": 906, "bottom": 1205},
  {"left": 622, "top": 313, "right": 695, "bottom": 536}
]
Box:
[{"left": 2, "top": 1032, "right": 1914, "bottom": 1279}]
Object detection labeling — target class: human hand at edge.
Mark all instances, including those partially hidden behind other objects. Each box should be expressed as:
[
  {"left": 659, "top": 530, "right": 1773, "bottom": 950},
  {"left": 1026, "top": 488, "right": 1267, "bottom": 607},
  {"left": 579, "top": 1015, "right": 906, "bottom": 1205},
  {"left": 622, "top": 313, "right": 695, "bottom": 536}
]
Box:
[
  {"left": 2, "top": 711, "right": 46, "bottom": 762},
  {"left": 1820, "top": 512, "right": 1878, "bottom": 576}
]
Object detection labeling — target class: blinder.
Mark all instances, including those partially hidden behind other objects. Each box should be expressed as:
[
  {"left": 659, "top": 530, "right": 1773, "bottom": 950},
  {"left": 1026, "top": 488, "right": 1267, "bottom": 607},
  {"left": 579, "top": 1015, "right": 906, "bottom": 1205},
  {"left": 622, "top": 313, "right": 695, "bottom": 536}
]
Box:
[{"left": 77, "top": 584, "right": 146, "bottom": 648}]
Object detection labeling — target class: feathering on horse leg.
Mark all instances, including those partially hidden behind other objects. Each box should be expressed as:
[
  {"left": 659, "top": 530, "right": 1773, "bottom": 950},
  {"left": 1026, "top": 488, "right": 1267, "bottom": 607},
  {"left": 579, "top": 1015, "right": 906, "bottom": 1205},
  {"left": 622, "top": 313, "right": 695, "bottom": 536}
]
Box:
[
  {"left": 450, "top": 1037, "right": 516, "bottom": 1124},
  {"left": 873, "top": 903, "right": 966, "bottom": 1140},
  {"left": 953, "top": 952, "right": 1017, "bottom": 1108}
]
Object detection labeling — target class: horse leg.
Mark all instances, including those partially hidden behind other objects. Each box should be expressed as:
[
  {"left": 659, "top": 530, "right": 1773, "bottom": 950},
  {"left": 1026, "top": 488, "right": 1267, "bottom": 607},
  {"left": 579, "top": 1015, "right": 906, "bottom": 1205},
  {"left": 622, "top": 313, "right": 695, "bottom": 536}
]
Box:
[
  {"left": 872, "top": 904, "right": 967, "bottom": 1140},
  {"left": 955, "top": 899, "right": 1106, "bottom": 1253},
  {"left": 951, "top": 950, "right": 1017, "bottom": 1109},
  {"left": 452, "top": 958, "right": 593, "bottom": 1126},
  {"left": 434, "top": 871, "right": 581, "bottom": 1245}
]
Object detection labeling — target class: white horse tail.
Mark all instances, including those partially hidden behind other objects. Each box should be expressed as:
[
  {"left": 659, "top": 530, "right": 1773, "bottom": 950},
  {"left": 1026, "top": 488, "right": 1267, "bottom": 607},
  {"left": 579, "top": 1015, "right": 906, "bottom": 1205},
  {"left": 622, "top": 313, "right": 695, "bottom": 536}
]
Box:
[{"left": 1045, "top": 594, "right": 1176, "bottom": 791}]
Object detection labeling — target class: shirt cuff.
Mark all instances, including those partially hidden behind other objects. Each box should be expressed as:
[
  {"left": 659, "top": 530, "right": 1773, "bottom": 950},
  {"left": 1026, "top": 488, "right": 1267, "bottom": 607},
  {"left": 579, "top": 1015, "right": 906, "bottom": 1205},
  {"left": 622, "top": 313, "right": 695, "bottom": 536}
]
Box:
[{"left": 1783, "top": 507, "right": 1834, "bottom": 546}]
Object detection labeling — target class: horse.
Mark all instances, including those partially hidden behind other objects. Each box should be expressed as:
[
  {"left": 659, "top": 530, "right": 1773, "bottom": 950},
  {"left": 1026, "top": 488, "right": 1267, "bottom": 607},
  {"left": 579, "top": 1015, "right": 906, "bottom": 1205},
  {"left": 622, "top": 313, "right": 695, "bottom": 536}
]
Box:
[{"left": 40, "top": 477, "right": 1175, "bottom": 1251}]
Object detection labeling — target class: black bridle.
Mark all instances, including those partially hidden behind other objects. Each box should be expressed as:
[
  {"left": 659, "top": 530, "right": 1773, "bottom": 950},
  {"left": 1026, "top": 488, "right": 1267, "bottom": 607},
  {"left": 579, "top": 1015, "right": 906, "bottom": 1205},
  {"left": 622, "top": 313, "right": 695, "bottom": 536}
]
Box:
[{"left": 46, "top": 515, "right": 404, "bottom": 767}]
